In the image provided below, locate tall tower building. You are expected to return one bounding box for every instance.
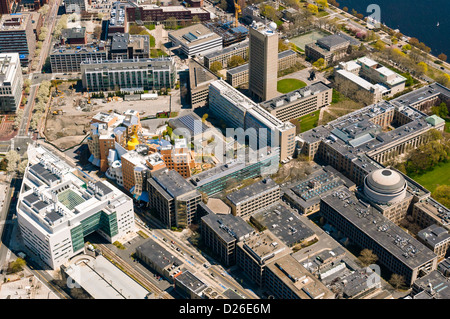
[0,0,13,14]
[248,21,278,102]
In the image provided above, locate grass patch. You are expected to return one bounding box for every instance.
[145,24,155,30]
[298,110,320,132]
[137,230,149,239]
[149,35,156,48]
[277,78,307,93]
[332,89,348,104]
[113,241,126,250]
[408,161,450,193]
[150,49,168,58]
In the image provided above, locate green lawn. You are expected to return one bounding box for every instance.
[332,89,349,104]
[149,35,156,48]
[445,118,450,133]
[277,78,307,93]
[409,161,450,193]
[298,110,320,133]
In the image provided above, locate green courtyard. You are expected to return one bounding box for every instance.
[277,78,307,94]
[298,110,320,133]
[409,161,450,193]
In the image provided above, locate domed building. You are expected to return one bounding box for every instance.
[364,168,407,205]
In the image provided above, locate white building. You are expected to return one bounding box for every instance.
[168,23,222,57]
[0,53,23,112]
[17,144,135,269]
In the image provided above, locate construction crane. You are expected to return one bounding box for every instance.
[233,0,241,28]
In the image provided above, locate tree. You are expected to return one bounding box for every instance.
[165,17,178,29]
[261,4,277,21]
[373,40,386,51]
[307,4,318,14]
[312,58,325,69]
[432,185,450,209]
[431,102,448,118]
[93,26,102,40]
[342,6,348,12]
[389,274,406,290]
[5,150,20,173]
[18,160,28,175]
[358,249,378,267]
[8,258,26,274]
[97,12,104,20]
[200,191,208,204]
[209,61,223,75]
[316,0,329,9]
[438,53,448,62]
[417,61,428,74]
[436,73,450,88]
[192,15,201,24]
[228,55,245,68]
[402,44,411,52]
[202,113,208,123]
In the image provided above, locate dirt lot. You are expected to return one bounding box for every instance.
[43,81,177,149]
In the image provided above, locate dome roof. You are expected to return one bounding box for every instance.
[365,169,406,194]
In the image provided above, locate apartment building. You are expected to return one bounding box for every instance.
[81,57,176,91]
[17,144,135,269]
[0,53,23,112]
[260,81,332,122]
[225,178,280,217]
[201,213,255,266]
[0,13,36,66]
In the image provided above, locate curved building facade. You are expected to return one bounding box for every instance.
[364,169,407,204]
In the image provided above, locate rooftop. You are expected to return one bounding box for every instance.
[201,213,255,243]
[413,270,450,299]
[226,178,279,206]
[151,169,199,199]
[240,230,290,265]
[188,59,219,89]
[321,187,437,270]
[252,201,316,246]
[169,23,221,48]
[418,224,450,249]
[136,238,183,270]
[174,270,208,296]
[316,34,350,51]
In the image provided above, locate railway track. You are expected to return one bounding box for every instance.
[98,243,173,299]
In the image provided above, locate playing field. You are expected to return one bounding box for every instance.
[277,79,307,94]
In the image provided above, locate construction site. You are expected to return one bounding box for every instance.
[43,81,175,150]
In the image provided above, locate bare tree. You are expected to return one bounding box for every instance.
[358,249,378,267]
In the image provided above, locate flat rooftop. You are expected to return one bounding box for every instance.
[175,270,208,296]
[169,23,221,48]
[252,201,315,246]
[413,270,450,299]
[201,213,254,243]
[204,40,249,59]
[136,238,183,270]
[240,230,290,265]
[321,187,437,270]
[418,225,450,249]
[151,169,198,199]
[226,178,279,206]
[188,59,219,89]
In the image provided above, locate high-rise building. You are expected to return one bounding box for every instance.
[0,53,23,112]
[17,144,135,269]
[248,21,278,102]
[0,0,13,14]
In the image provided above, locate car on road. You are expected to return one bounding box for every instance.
[190,255,195,259]
[176,247,181,252]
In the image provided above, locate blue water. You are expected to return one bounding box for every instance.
[339,0,450,57]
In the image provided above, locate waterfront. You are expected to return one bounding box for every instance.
[340,0,450,57]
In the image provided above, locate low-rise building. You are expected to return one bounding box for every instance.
[411,270,450,299]
[260,81,332,122]
[168,23,222,57]
[126,4,210,24]
[50,43,108,73]
[305,34,350,65]
[188,59,219,108]
[418,225,450,260]
[203,40,249,69]
[65,0,87,13]
[226,178,280,217]
[174,271,208,299]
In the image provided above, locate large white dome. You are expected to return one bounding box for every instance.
[364,169,407,204]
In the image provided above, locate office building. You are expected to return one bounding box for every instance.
[0,0,14,14]
[188,59,219,108]
[418,225,450,260]
[108,1,128,35]
[0,13,36,66]
[135,238,183,281]
[160,138,196,178]
[298,86,447,186]
[60,26,87,45]
[110,33,150,60]
[251,201,316,247]
[203,40,249,69]
[335,57,407,105]
[168,113,213,144]
[203,21,248,48]
[265,254,335,299]
[226,178,280,217]
[65,0,87,13]
[320,186,437,286]
[236,230,290,287]
[226,50,299,88]
[81,57,176,91]
[248,21,278,101]
[168,24,222,57]
[412,197,450,230]
[260,81,332,122]
[411,270,450,299]
[305,34,351,65]
[50,43,108,73]
[189,148,280,196]
[17,144,135,269]
[201,213,255,266]
[147,169,201,228]
[174,271,208,299]
[283,165,356,216]
[209,80,296,162]
[126,4,210,24]
[0,53,23,112]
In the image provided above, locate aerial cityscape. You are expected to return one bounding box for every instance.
[0,0,450,305]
